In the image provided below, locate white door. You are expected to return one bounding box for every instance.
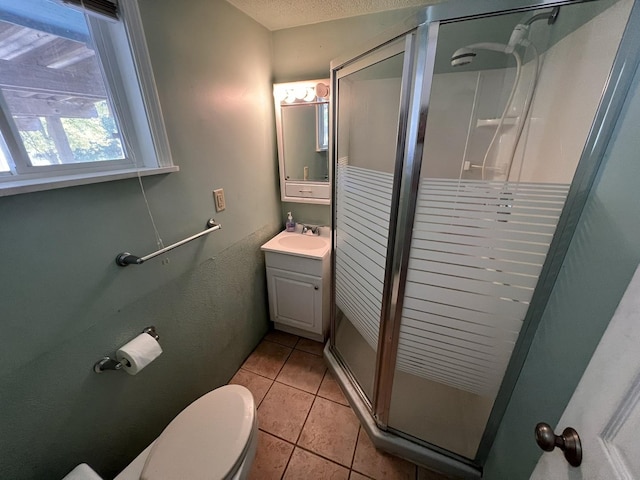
[530,263,640,479]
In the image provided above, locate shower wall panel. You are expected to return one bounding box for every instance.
[511,0,632,183]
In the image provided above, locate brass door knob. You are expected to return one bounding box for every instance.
[535,422,582,467]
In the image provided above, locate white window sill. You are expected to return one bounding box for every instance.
[0,166,179,197]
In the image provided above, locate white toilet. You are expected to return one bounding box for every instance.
[64,385,258,480]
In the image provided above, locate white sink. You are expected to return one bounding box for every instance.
[261,230,331,259]
[278,235,327,250]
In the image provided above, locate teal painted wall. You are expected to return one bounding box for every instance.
[0,1,280,478]
[484,62,640,478]
[272,7,421,83]
[3,1,634,477]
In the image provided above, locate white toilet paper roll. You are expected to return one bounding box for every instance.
[116,333,162,375]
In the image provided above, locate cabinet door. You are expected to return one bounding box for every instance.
[266,267,322,332]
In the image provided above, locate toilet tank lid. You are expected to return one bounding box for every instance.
[140,385,255,480]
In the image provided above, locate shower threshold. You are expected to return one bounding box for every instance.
[324,344,482,480]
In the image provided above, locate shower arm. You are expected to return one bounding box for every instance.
[525,6,560,26]
[463,42,509,54]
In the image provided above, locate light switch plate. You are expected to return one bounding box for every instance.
[213,188,225,212]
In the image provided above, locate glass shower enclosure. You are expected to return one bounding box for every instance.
[327,0,638,477]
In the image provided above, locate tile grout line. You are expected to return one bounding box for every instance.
[255,376,276,410]
[258,420,358,474]
[349,425,361,471]
[287,387,357,473]
[257,427,293,444]
[236,367,275,383]
[293,443,354,472]
[245,334,376,479]
[294,394,317,446]
[279,451,294,480]
[292,334,325,357]
[264,337,299,349]
[266,378,347,409]
[277,336,309,480]
[272,378,320,396]
[274,341,295,378]
[250,338,289,408]
[240,338,295,382]
[247,339,360,472]
[252,429,295,479]
[275,357,327,396]
[255,338,296,381]
[252,340,294,442]
[293,378,360,474]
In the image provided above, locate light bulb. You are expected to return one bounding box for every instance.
[294,86,307,99]
[304,87,316,102]
[285,90,296,104]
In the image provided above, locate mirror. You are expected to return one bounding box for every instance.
[274,79,331,204]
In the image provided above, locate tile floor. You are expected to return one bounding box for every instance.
[229,330,452,480]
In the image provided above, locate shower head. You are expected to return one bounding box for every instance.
[450,42,510,67]
[451,47,476,67]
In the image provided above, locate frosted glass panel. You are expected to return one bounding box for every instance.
[335,164,392,349]
[334,48,404,402]
[400,179,569,397]
[387,0,632,459]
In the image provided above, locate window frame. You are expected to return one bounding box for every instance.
[0,0,177,196]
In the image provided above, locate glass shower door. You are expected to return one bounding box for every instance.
[332,40,407,403]
[385,0,634,461]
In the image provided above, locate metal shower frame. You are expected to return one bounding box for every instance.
[326,0,640,477]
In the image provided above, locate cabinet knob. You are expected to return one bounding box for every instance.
[314,286,319,290]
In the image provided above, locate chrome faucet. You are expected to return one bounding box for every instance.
[302,224,319,235]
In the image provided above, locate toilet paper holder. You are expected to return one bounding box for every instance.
[94,326,159,373]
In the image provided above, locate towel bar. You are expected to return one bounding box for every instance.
[115,219,221,266]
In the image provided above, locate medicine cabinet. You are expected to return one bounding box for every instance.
[273,79,330,204]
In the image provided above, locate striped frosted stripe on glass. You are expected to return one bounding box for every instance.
[335,165,569,398]
[335,164,392,350]
[399,178,569,396]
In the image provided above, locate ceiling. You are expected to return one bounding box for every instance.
[225,0,438,31]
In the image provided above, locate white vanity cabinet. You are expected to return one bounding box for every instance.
[261,230,331,342]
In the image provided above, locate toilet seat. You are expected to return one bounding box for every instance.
[140,385,256,480]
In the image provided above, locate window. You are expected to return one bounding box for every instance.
[0,0,175,195]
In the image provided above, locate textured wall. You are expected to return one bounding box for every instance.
[0,0,280,478]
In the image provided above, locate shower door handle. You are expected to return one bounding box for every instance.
[535,422,582,467]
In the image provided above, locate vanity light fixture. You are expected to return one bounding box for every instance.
[273,78,331,205]
[273,82,330,105]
